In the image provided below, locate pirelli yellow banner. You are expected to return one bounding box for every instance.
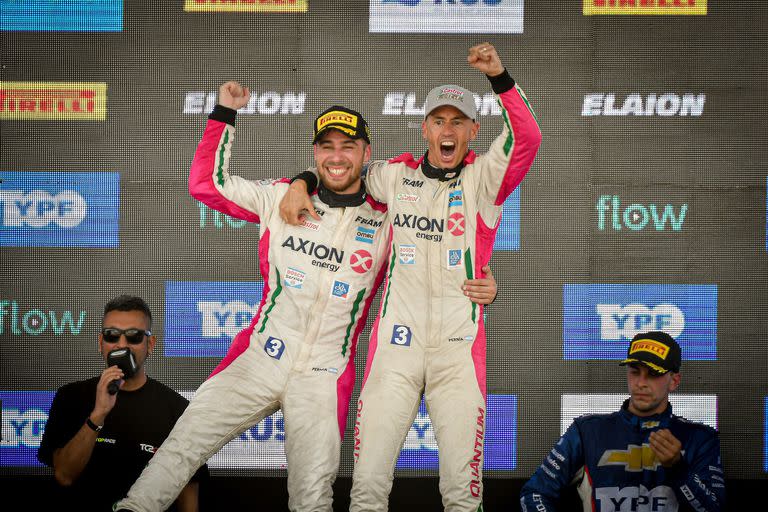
[583,0,707,15]
[0,82,107,121]
[184,0,308,12]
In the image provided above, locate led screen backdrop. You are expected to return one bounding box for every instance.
[1,0,767,482]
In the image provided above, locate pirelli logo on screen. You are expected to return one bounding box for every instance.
[184,0,308,12]
[584,0,707,16]
[0,82,107,121]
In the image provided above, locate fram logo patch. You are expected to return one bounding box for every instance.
[583,0,707,16]
[164,281,264,357]
[563,284,717,360]
[1,391,54,467]
[0,172,119,247]
[184,0,308,12]
[0,82,107,120]
[396,394,517,470]
[0,0,123,31]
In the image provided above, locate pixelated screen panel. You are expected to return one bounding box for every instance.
[1,0,767,481]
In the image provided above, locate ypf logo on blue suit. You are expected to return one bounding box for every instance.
[0,171,119,247]
[369,0,524,34]
[0,391,54,467]
[164,281,264,357]
[563,284,717,361]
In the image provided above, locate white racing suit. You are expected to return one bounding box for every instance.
[349,72,541,510]
[115,106,390,511]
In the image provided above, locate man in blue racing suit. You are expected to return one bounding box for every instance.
[520,331,726,511]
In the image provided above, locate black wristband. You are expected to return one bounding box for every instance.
[487,68,516,95]
[85,417,103,433]
[290,170,318,193]
[209,104,237,126]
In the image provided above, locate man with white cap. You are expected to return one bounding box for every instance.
[282,42,542,511]
[520,331,726,511]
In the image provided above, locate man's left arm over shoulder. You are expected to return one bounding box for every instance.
[665,426,727,511]
[468,43,542,208]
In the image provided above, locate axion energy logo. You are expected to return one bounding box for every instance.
[383,91,501,117]
[370,0,523,34]
[184,0,308,12]
[183,90,305,115]
[395,394,517,470]
[495,188,520,250]
[0,0,123,31]
[561,394,718,435]
[0,172,119,247]
[563,284,717,360]
[0,391,54,466]
[164,281,264,357]
[180,392,287,468]
[583,0,706,15]
[582,93,705,117]
[0,82,107,121]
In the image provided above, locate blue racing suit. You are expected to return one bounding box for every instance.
[520,400,725,512]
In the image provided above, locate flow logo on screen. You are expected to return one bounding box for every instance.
[0,0,123,32]
[0,300,86,336]
[596,195,687,232]
[0,172,119,247]
[394,394,517,470]
[370,0,524,34]
[198,203,248,230]
[164,281,264,357]
[0,391,54,467]
[563,284,717,360]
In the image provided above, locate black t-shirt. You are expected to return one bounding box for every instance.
[38,376,208,511]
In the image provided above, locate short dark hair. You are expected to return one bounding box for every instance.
[103,295,153,328]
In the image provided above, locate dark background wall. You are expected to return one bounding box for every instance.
[1,0,766,508]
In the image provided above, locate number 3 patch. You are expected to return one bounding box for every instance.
[264,336,286,359]
[390,325,412,347]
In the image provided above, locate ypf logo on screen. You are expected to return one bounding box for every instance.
[0,391,54,467]
[370,0,524,33]
[0,172,119,247]
[1,82,107,121]
[164,281,264,357]
[563,284,717,360]
[583,0,707,16]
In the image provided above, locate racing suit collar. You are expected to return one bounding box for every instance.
[620,398,673,430]
[420,151,467,182]
[317,181,367,208]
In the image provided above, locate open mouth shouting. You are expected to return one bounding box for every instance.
[439,140,457,165]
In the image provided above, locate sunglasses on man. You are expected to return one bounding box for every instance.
[101,327,152,345]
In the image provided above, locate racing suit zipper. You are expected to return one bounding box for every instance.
[297,206,354,372]
[426,180,448,349]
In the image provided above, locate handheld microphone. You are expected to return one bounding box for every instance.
[106,348,138,395]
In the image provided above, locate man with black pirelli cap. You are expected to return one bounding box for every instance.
[520,331,726,511]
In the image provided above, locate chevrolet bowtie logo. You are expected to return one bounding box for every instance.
[598,444,661,472]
